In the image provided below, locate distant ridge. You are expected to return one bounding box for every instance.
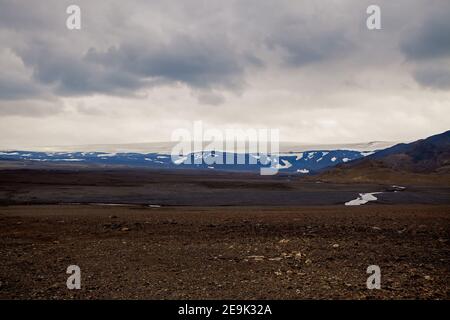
[317,130,450,185]
[1,140,397,154]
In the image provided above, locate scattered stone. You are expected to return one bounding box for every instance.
[268,257,282,261]
[103,222,122,230]
[247,255,265,261]
[281,251,302,259]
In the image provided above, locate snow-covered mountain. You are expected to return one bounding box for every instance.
[0,143,389,175]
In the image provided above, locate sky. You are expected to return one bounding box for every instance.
[0,0,449,148]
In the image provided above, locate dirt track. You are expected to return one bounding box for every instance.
[1,204,449,299]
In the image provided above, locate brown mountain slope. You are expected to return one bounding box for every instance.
[316,130,450,186]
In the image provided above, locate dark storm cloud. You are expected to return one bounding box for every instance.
[401,12,450,61]
[270,33,354,67]
[1,0,450,147]
[0,0,356,103]
[84,35,253,92]
[264,16,355,67]
[1,0,450,104]
[17,42,146,96]
[399,4,450,90]
[0,0,60,31]
[0,0,260,100]
[13,35,257,98]
[0,76,42,100]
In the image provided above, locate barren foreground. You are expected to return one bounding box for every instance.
[0,204,449,299]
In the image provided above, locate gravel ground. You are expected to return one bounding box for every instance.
[0,204,449,299]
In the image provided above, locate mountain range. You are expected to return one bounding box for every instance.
[0,131,448,181]
[0,149,372,174]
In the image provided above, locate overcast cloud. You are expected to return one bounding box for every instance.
[0,0,449,148]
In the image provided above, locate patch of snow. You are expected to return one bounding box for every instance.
[0,152,19,155]
[361,151,375,157]
[173,156,188,165]
[331,157,337,162]
[345,192,382,206]
[90,203,130,207]
[274,159,292,169]
[98,153,117,157]
[297,169,310,174]
[342,158,350,162]
[156,155,169,159]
